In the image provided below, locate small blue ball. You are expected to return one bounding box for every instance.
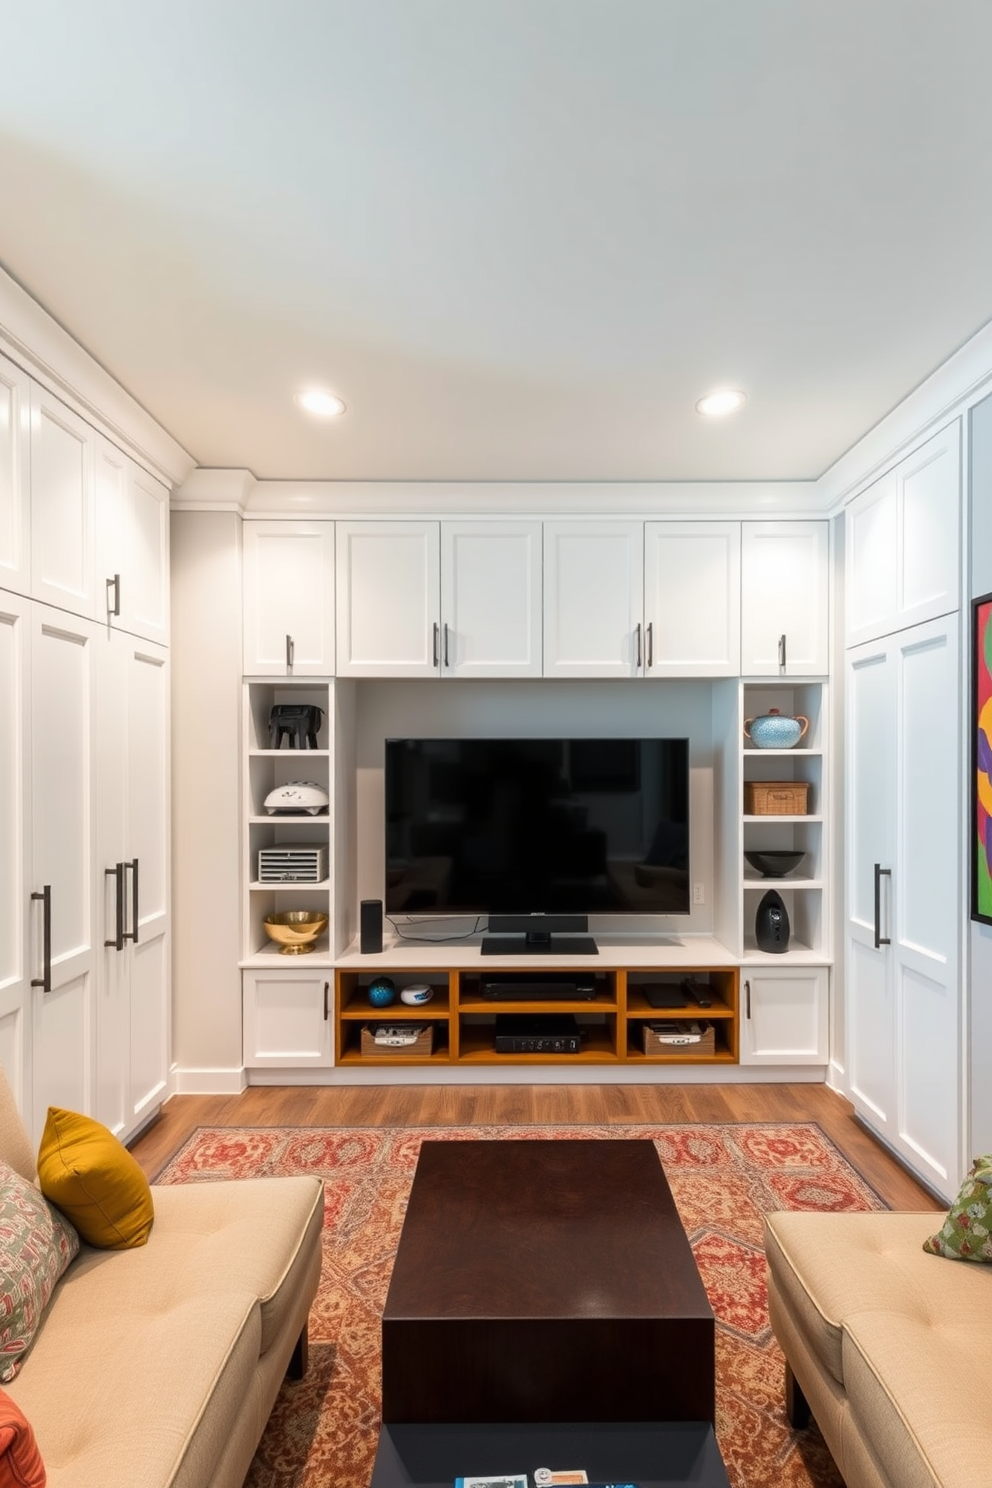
[367,976,396,1008]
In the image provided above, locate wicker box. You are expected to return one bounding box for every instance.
[361,1022,434,1058]
[744,780,810,815]
[641,1020,716,1055]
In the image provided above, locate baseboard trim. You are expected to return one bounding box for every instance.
[170,1066,248,1096]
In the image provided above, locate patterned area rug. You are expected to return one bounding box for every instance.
[156,1123,885,1488]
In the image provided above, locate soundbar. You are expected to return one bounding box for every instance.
[481,973,597,1001]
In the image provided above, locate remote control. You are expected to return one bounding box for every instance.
[680,977,712,1008]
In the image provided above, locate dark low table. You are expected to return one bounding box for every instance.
[371,1420,731,1488]
[381,1138,715,1426]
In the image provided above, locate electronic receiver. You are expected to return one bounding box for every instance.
[481,973,597,1001]
[494,1013,582,1054]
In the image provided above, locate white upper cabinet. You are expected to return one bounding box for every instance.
[29,385,96,619]
[644,522,740,677]
[95,438,170,646]
[336,520,541,678]
[543,520,644,678]
[243,520,335,676]
[740,521,829,676]
[336,521,440,677]
[845,422,961,648]
[440,521,542,678]
[0,351,31,598]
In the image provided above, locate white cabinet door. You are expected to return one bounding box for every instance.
[95,440,169,645]
[846,617,961,1196]
[440,521,542,677]
[741,522,829,676]
[845,423,961,648]
[29,386,96,620]
[29,605,98,1140]
[243,969,334,1067]
[738,967,828,1065]
[644,522,740,677]
[95,630,170,1138]
[244,520,335,675]
[0,352,31,598]
[544,521,643,677]
[336,522,439,677]
[125,639,170,1127]
[0,592,32,1116]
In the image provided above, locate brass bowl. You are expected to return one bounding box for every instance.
[263,910,329,954]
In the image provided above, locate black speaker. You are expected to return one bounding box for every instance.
[755,889,790,953]
[360,899,383,954]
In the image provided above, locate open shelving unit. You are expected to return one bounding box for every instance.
[335,963,739,1068]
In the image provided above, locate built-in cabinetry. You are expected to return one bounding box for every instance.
[335,520,542,678]
[543,520,742,678]
[844,417,963,1199]
[241,679,338,1069]
[0,350,171,1141]
[845,424,960,649]
[334,962,739,1068]
[243,520,336,675]
[741,521,829,675]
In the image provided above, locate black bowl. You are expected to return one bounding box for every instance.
[744,850,805,878]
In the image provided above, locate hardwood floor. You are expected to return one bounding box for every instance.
[128,1080,942,1211]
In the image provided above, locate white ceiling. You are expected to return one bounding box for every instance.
[2,1,992,484]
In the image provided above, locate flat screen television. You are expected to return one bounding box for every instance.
[384,738,690,946]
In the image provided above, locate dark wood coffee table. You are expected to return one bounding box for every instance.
[371,1420,731,1488]
[381,1139,715,1426]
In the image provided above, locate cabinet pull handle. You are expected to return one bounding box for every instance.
[107,573,120,617]
[323,981,329,1021]
[873,863,891,948]
[778,633,787,669]
[647,621,654,669]
[123,858,139,944]
[443,622,450,668]
[432,622,439,668]
[285,634,294,672]
[104,863,125,950]
[634,623,642,669]
[31,886,52,992]
[744,978,751,1019]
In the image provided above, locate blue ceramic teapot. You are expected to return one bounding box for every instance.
[743,708,809,749]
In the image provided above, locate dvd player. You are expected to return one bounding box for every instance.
[481,973,597,1001]
[494,1014,582,1053]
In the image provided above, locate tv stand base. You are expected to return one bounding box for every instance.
[480,935,599,956]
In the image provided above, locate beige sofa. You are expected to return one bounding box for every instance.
[0,1068,324,1488]
[765,1210,992,1488]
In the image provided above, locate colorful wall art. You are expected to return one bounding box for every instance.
[973,593,992,924]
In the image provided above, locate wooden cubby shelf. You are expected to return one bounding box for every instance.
[334,965,740,1068]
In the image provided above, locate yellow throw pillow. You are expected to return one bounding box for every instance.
[37,1108,154,1249]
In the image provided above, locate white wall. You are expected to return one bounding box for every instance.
[969,393,992,1150]
[170,511,245,1089]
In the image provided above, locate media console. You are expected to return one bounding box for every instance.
[334,947,740,1068]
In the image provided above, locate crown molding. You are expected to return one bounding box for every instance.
[0,263,195,487]
[816,316,992,511]
[173,474,823,519]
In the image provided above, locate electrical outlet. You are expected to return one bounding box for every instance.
[692,882,705,905]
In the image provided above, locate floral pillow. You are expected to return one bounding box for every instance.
[923,1154,992,1262]
[0,1161,79,1381]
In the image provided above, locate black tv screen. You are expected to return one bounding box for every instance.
[384,738,690,918]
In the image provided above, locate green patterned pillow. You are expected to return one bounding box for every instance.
[0,1160,80,1380]
[923,1155,992,1262]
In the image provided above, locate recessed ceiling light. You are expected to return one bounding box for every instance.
[294,389,346,417]
[695,389,746,417]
